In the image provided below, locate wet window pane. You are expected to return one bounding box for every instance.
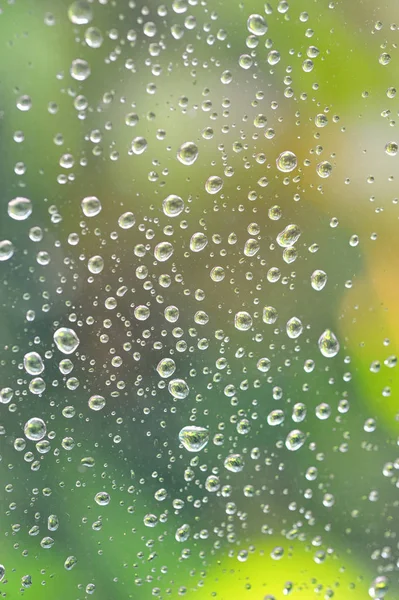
[0,1,397,599]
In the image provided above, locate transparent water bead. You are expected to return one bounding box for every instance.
[162,195,184,217]
[277,224,301,247]
[23,352,44,375]
[24,417,46,441]
[156,358,176,378]
[276,150,297,172]
[311,269,327,290]
[286,317,303,339]
[70,58,91,81]
[224,453,245,472]
[285,429,306,451]
[177,141,199,165]
[318,329,340,358]
[8,197,32,220]
[68,0,93,25]
[81,196,102,217]
[53,327,80,354]
[168,378,189,399]
[247,14,268,36]
[234,311,252,331]
[179,426,209,452]
[0,240,15,261]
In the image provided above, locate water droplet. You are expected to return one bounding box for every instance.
[54,327,80,355]
[234,311,253,331]
[24,417,46,441]
[311,269,327,290]
[94,491,110,506]
[168,378,189,399]
[277,224,301,247]
[118,212,135,229]
[177,141,199,166]
[8,197,32,220]
[179,426,209,452]
[156,358,176,378]
[70,58,91,81]
[85,26,103,48]
[64,556,78,570]
[131,136,148,155]
[205,175,223,194]
[263,306,278,324]
[0,240,15,261]
[285,429,306,451]
[385,141,398,156]
[81,196,102,217]
[88,255,104,274]
[154,241,174,262]
[23,352,44,375]
[88,395,106,411]
[247,14,268,36]
[190,232,208,252]
[224,453,245,472]
[286,317,303,339]
[175,523,190,542]
[162,195,184,217]
[68,0,93,24]
[318,329,340,358]
[316,160,333,178]
[276,151,297,173]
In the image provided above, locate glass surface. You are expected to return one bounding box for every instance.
[0,1,398,598]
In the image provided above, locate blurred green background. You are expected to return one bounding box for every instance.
[0,0,398,598]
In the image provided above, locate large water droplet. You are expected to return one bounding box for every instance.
[154,241,174,262]
[156,358,176,378]
[247,14,268,36]
[81,196,102,217]
[24,417,46,441]
[277,224,301,247]
[70,58,91,81]
[168,378,189,399]
[318,329,340,358]
[276,151,297,173]
[54,327,80,354]
[311,269,327,290]
[224,453,245,472]
[23,352,44,375]
[285,429,306,451]
[177,142,199,165]
[234,311,253,331]
[68,0,93,24]
[162,195,184,217]
[8,197,32,220]
[179,426,209,452]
